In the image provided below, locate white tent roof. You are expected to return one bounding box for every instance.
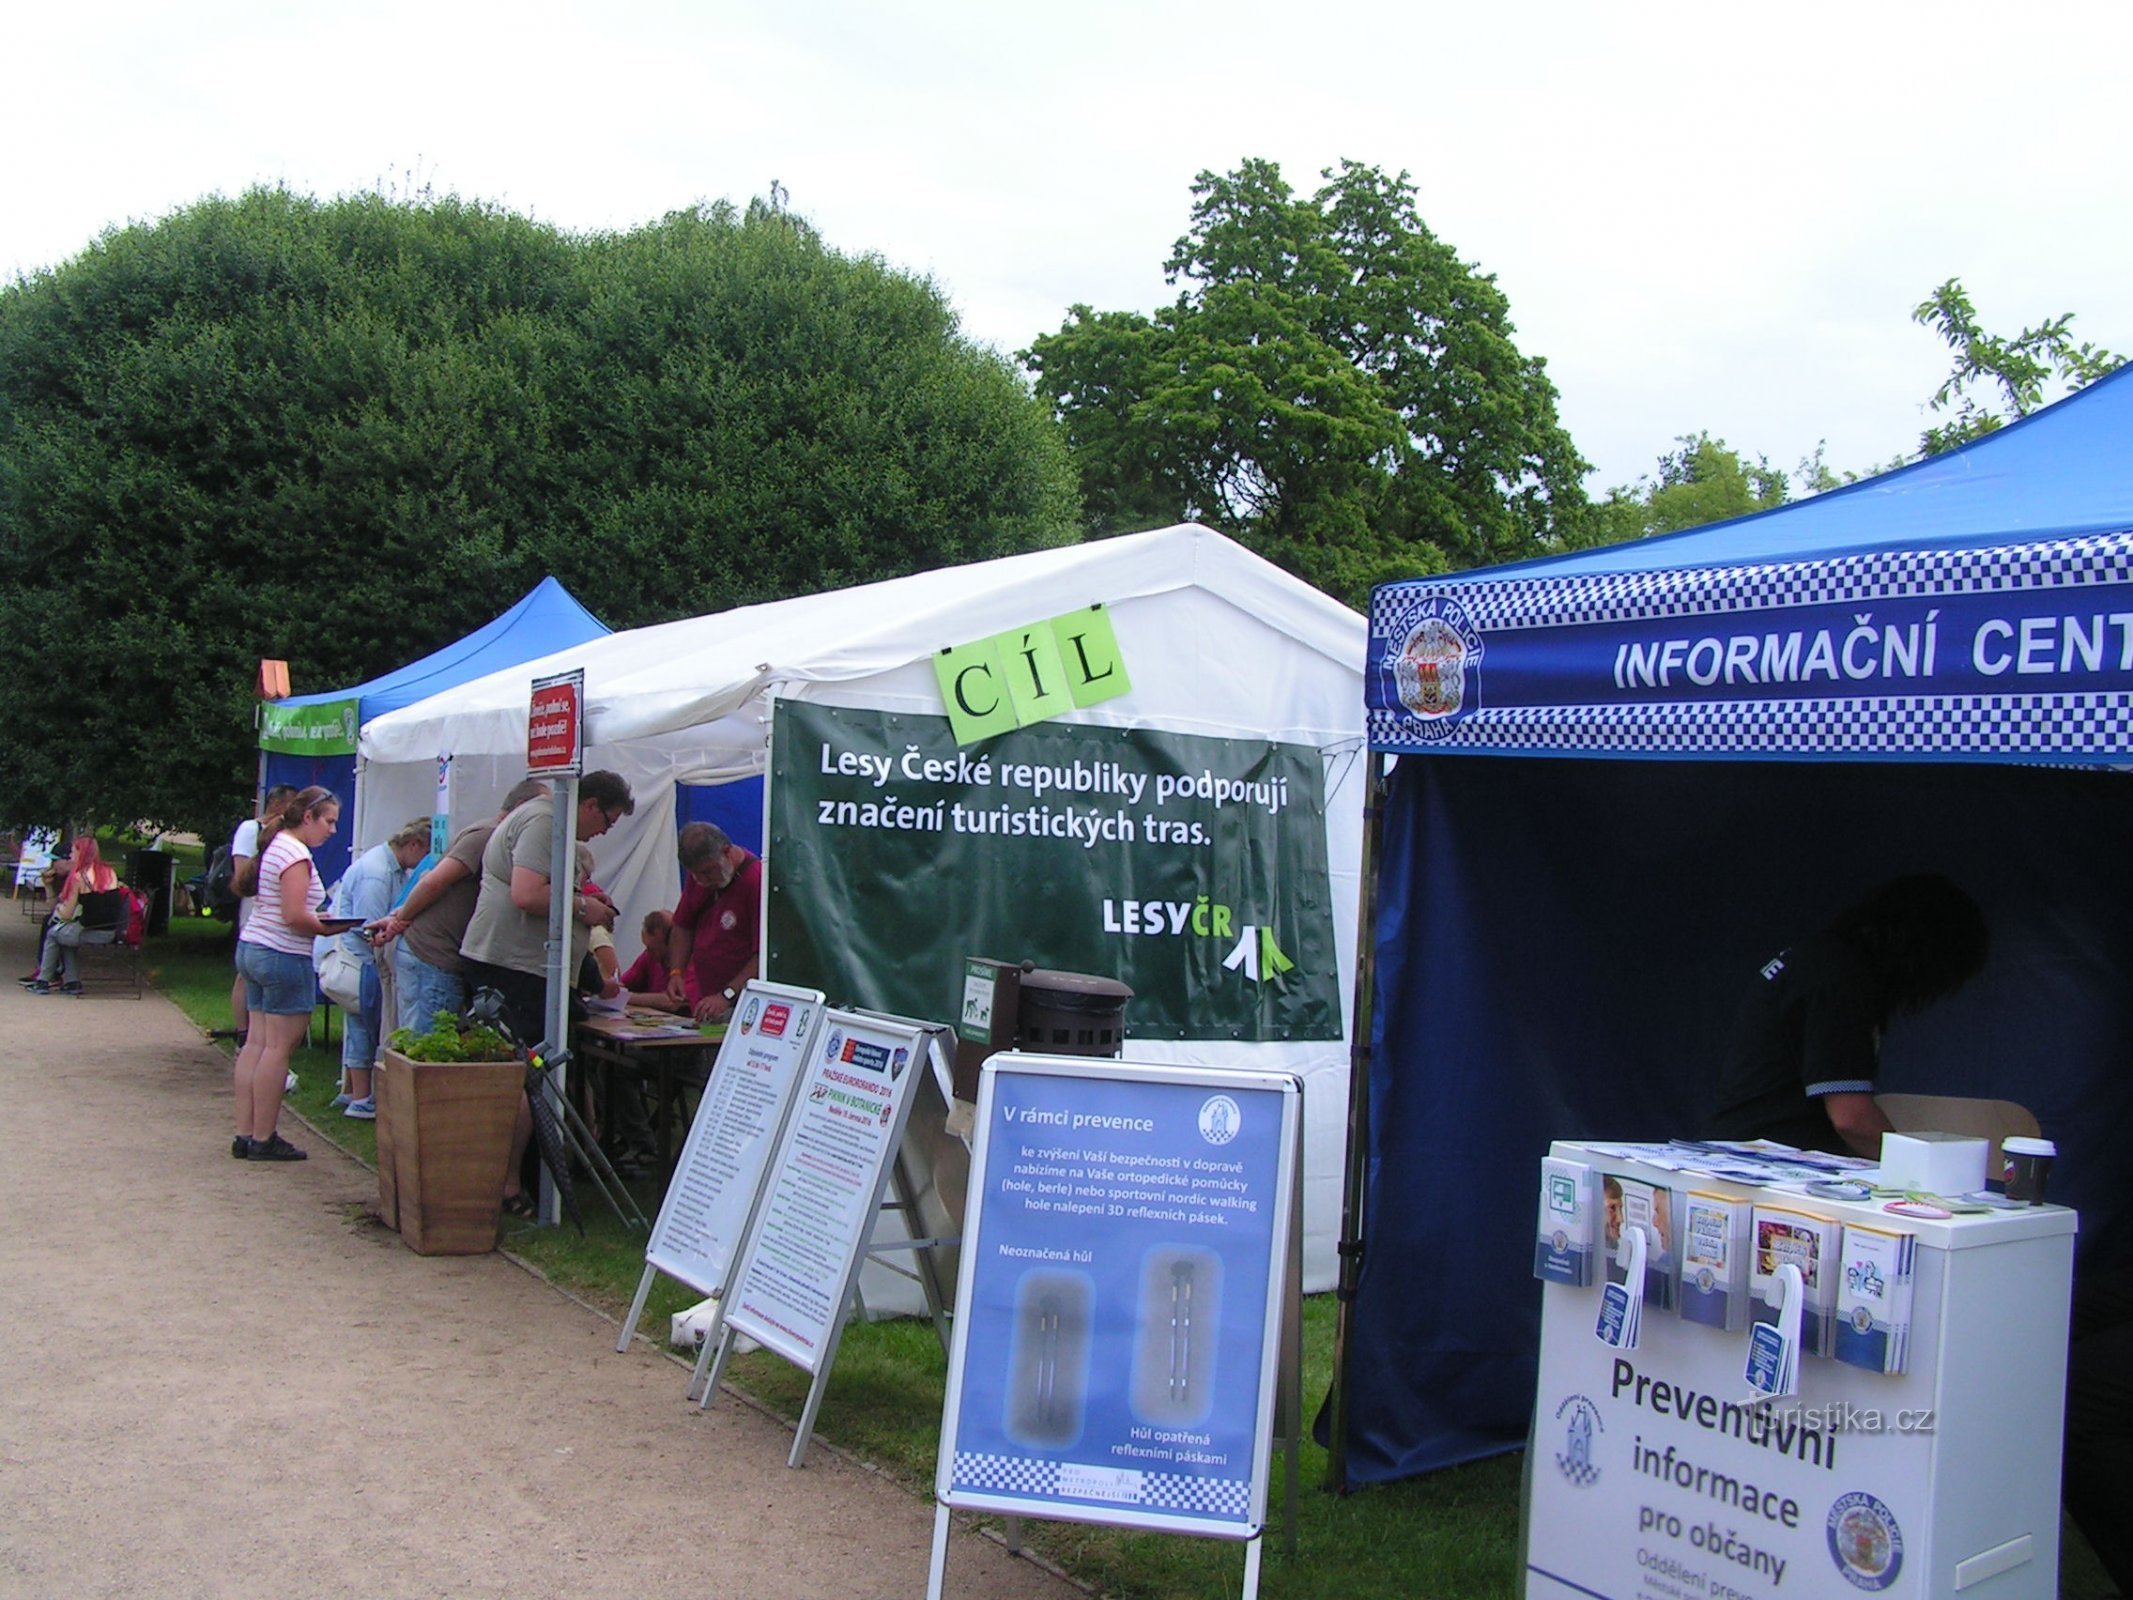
[361,524,1363,762]
[357,524,1365,1295]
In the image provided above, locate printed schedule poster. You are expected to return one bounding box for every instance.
[939,1057,1298,1537]
[642,982,824,1296]
[724,1011,927,1369]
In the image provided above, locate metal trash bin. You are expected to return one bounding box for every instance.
[1015,967,1132,1058]
[125,848,176,937]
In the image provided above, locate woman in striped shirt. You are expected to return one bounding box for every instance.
[231,787,342,1162]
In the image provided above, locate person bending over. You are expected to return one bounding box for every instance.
[1703,874,1988,1158]
[371,779,551,1034]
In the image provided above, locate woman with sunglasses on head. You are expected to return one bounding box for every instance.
[231,787,343,1162]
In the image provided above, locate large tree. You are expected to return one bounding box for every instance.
[1027,159,1591,604]
[0,187,1079,837]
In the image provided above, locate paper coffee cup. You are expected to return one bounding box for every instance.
[2001,1136,2057,1205]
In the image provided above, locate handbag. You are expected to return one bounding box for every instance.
[316,941,365,1011]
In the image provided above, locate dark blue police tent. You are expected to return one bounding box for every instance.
[259,578,609,888]
[1332,367,2133,1485]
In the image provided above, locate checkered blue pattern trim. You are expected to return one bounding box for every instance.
[1555,1450,1600,1487]
[1373,532,2133,636]
[954,1452,1059,1496]
[951,1453,1250,1518]
[1142,1471,1250,1516]
[1366,691,2133,758]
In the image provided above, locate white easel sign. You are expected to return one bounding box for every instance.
[696,1007,935,1466]
[614,981,825,1357]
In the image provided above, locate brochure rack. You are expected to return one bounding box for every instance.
[1525,1141,2075,1600]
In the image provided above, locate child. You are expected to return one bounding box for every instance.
[616,910,681,1011]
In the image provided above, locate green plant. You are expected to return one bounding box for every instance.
[388,1011,518,1063]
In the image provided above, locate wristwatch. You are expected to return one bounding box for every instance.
[721,986,737,1004]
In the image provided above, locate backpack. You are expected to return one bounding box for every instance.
[202,845,239,919]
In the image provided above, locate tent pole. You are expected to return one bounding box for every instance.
[1325,751,1389,1493]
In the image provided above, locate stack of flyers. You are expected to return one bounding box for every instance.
[1595,1226,1647,1349]
[1535,1158,1598,1287]
[1603,1175,1678,1312]
[1750,1206,1841,1357]
[1678,1191,1751,1332]
[1744,1262,1805,1399]
[1833,1223,1918,1375]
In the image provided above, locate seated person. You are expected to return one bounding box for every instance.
[583,879,622,1001]
[23,836,123,995]
[616,910,681,1012]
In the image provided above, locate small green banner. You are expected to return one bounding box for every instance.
[258,697,360,756]
[934,605,1132,744]
[767,702,1340,1043]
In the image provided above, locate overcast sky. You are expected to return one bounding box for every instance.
[10,1,2130,494]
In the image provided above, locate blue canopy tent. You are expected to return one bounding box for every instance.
[257,578,608,886]
[1332,367,2133,1485]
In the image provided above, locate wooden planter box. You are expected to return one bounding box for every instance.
[375,1050,522,1255]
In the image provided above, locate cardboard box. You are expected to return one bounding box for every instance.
[1879,1130,1988,1195]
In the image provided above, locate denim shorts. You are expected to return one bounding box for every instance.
[395,945,466,1035]
[238,942,316,1016]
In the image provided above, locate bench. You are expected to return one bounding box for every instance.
[66,888,142,999]
[75,931,144,998]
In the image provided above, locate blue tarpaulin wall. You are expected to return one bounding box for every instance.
[1343,753,2133,1481]
[1346,370,2133,1483]
[677,777,764,859]
[262,578,607,887]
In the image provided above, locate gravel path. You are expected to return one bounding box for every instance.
[0,914,1078,1600]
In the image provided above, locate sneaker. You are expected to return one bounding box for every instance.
[59,980,83,996]
[232,1135,250,1159]
[329,1092,354,1110]
[247,1133,307,1161]
[343,1097,376,1121]
[284,1071,299,1094]
[26,981,50,995]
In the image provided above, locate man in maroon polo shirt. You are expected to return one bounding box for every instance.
[664,822,761,1024]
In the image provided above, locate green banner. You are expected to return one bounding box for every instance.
[766,702,1341,1042]
[258,697,360,756]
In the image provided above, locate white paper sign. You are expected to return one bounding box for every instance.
[642,982,824,1296]
[723,1010,929,1369]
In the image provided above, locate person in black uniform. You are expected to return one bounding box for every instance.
[1703,874,1988,1157]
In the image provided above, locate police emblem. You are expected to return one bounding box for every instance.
[1386,597,1483,736]
[1553,1394,1602,1487]
[1826,1492,1904,1590]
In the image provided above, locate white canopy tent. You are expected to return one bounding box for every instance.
[357,523,1365,1285]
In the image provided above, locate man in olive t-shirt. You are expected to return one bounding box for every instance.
[458,770,632,1046]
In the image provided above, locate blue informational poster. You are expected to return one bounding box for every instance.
[937,1055,1299,1539]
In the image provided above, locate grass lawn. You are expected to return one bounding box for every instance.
[149,913,1527,1599]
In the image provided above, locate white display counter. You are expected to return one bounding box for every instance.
[1524,1141,2075,1600]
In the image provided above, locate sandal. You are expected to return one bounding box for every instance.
[502,1192,537,1219]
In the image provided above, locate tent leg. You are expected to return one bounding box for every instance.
[1326,752,1389,1493]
